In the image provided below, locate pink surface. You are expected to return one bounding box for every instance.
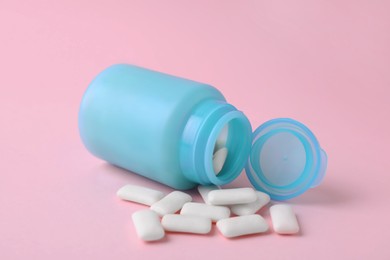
[1,1,389,259]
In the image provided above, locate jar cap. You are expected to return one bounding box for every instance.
[245,118,327,200]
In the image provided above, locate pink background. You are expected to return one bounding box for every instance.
[1,1,389,259]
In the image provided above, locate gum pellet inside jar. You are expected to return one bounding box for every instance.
[213,124,229,175]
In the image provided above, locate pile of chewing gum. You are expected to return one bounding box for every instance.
[117,184,299,241]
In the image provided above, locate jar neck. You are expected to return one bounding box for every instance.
[179,99,252,186]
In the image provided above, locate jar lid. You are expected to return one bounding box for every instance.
[245,118,327,200]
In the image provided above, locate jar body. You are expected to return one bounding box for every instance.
[79,64,227,189]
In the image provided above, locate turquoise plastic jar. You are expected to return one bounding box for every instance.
[79,64,327,200]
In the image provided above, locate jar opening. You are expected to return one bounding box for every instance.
[204,112,252,185]
[179,100,252,186]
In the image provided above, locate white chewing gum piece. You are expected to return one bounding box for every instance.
[116,184,165,206]
[150,191,192,216]
[132,209,165,241]
[161,214,212,234]
[214,124,229,152]
[208,188,257,206]
[216,214,269,238]
[213,147,228,175]
[230,191,270,216]
[270,204,300,234]
[180,202,231,222]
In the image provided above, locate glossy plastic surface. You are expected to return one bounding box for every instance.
[245,118,327,200]
[79,64,252,189]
